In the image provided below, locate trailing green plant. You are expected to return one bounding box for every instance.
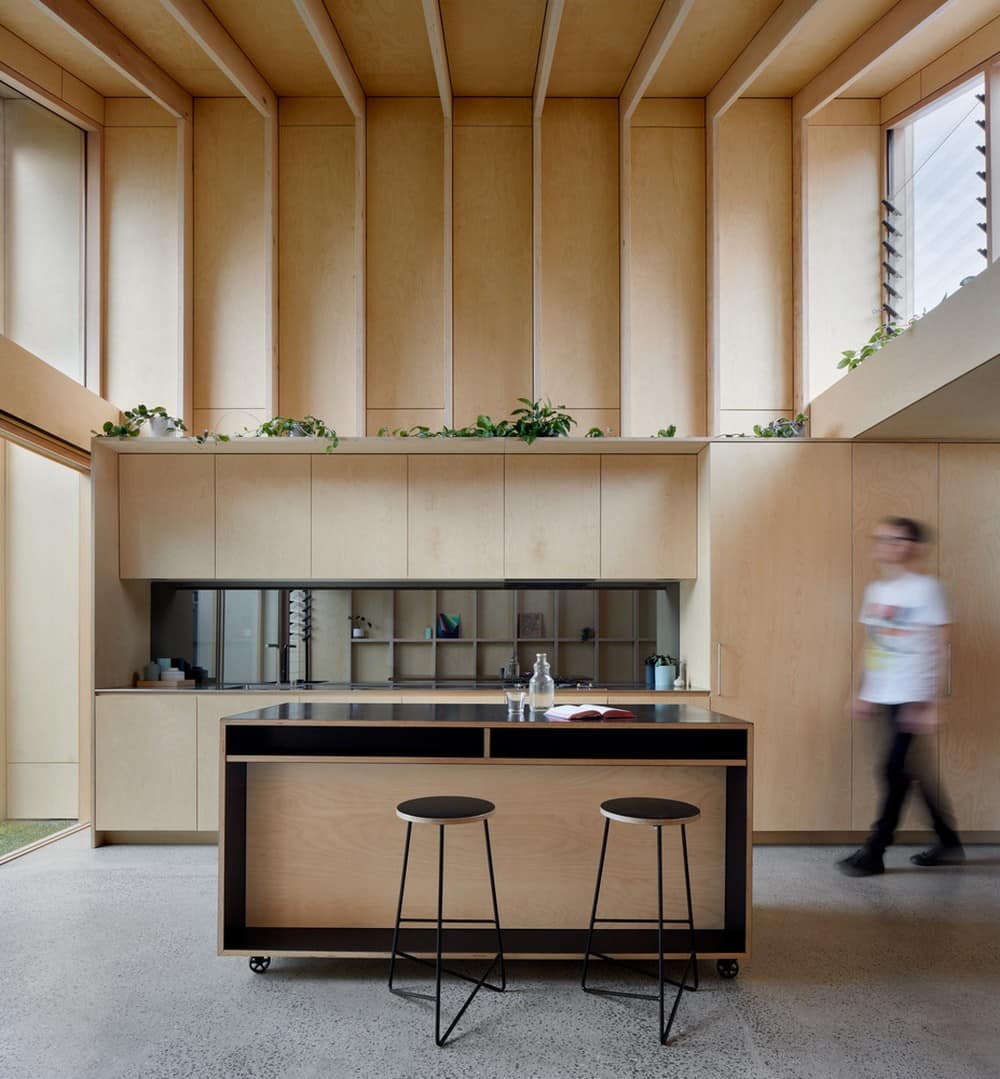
[194,430,231,444]
[252,415,339,451]
[348,614,372,631]
[752,413,807,439]
[655,425,677,438]
[585,427,605,438]
[837,323,904,372]
[94,403,186,439]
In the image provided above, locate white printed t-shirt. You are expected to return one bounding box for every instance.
[858,571,949,705]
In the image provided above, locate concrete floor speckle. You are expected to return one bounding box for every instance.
[2,833,999,1079]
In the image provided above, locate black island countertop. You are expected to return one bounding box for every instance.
[223,701,749,728]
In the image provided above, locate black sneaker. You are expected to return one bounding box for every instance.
[837,848,885,876]
[910,844,965,867]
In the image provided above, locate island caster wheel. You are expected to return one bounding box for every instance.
[716,959,739,979]
[249,956,271,974]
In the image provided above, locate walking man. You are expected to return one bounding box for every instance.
[838,517,964,876]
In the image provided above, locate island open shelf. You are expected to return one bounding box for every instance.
[220,703,752,967]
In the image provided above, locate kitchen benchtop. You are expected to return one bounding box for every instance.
[96,685,710,695]
[222,701,746,728]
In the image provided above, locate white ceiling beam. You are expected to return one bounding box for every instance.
[29,0,192,119]
[707,0,823,122]
[793,0,957,122]
[290,0,365,119]
[421,0,452,119]
[159,0,275,117]
[532,0,565,120]
[620,0,696,121]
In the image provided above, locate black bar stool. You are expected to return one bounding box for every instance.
[388,795,506,1047]
[581,796,700,1045]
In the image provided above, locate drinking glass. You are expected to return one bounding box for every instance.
[505,689,526,720]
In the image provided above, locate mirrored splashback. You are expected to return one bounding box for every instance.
[150,584,680,688]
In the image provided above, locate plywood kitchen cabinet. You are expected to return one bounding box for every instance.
[939,445,1000,830]
[312,456,407,579]
[408,455,504,578]
[504,456,600,578]
[710,442,853,831]
[119,455,215,579]
[851,444,940,830]
[196,694,287,831]
[95,695,197,830]
[601,455,697,579]
[216,455,311,578]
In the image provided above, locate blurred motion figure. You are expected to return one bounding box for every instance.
[838,517,964,876]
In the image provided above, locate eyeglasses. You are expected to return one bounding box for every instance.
[872,534,913,544]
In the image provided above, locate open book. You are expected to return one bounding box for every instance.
[544,704,636,722]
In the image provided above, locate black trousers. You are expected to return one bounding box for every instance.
[868,703,961,855]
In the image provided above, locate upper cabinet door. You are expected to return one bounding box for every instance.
[408,455,504,579]
[119,455,215,579]
[600,456,697,579]
[313,455,407,579]
[504,456,600,578]
[216,455,311,578]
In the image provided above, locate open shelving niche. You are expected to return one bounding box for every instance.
[336,588,659,684]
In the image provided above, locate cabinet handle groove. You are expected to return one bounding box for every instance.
[716,642,723,697]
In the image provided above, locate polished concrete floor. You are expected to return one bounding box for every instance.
[2,833,999,1079]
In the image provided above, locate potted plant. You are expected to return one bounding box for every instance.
[752,414,807,438]
[645,653,678,690]
[349,615,372,639]
[253,415,339,452]
[94,403,186,440]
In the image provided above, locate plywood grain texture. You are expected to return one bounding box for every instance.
[629,124,706,436]
[539,100,619,411]
[717,100,793,412]
[710,442,852,830]
[366,99,444,410]
[193,99,266,411]
[278,118,356,432]
[453,122,532,426]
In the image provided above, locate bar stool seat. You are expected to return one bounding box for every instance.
[600,797,700,826]
[582,795,700,1045]
[388,794,506,1047]
[396,795,495,825]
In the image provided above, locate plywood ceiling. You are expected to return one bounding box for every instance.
[440,0,545,97]
[88,0,234,96]
[206,0,341,97]
[0,0,136,96]
[547,0,663,97]
[748,0,899,97]
[646,0,780,97]
[322,0,436,96]
[846,0,1000,97]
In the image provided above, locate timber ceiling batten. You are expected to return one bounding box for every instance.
[421,0,451,118]
[27,0,192,117]
[620,0,697,120]
[158,0,275,116]
[290,0,363,117]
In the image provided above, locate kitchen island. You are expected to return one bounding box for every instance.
[220,702,751,973]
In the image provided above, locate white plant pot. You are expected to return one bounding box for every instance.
[146,415,173,437]
[654,664,676,690]
[351,627,365,639]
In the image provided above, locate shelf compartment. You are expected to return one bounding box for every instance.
[395,642,434,681]
[436,640,475,680]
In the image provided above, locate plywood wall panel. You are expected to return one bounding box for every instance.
[104,124,179,413]
[193,99,266,412]
[366,99,444,411]
[453,120,532,426]
[718,100,792,412]
[629,124,706,437]
[807,121,880,402]
[540,99,619,411]
[278,117,356,433]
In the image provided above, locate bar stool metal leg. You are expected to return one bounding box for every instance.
[581,816,611,989]
[389,815,505,1047]
[387,821,413,992]
[681,823,699,992]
